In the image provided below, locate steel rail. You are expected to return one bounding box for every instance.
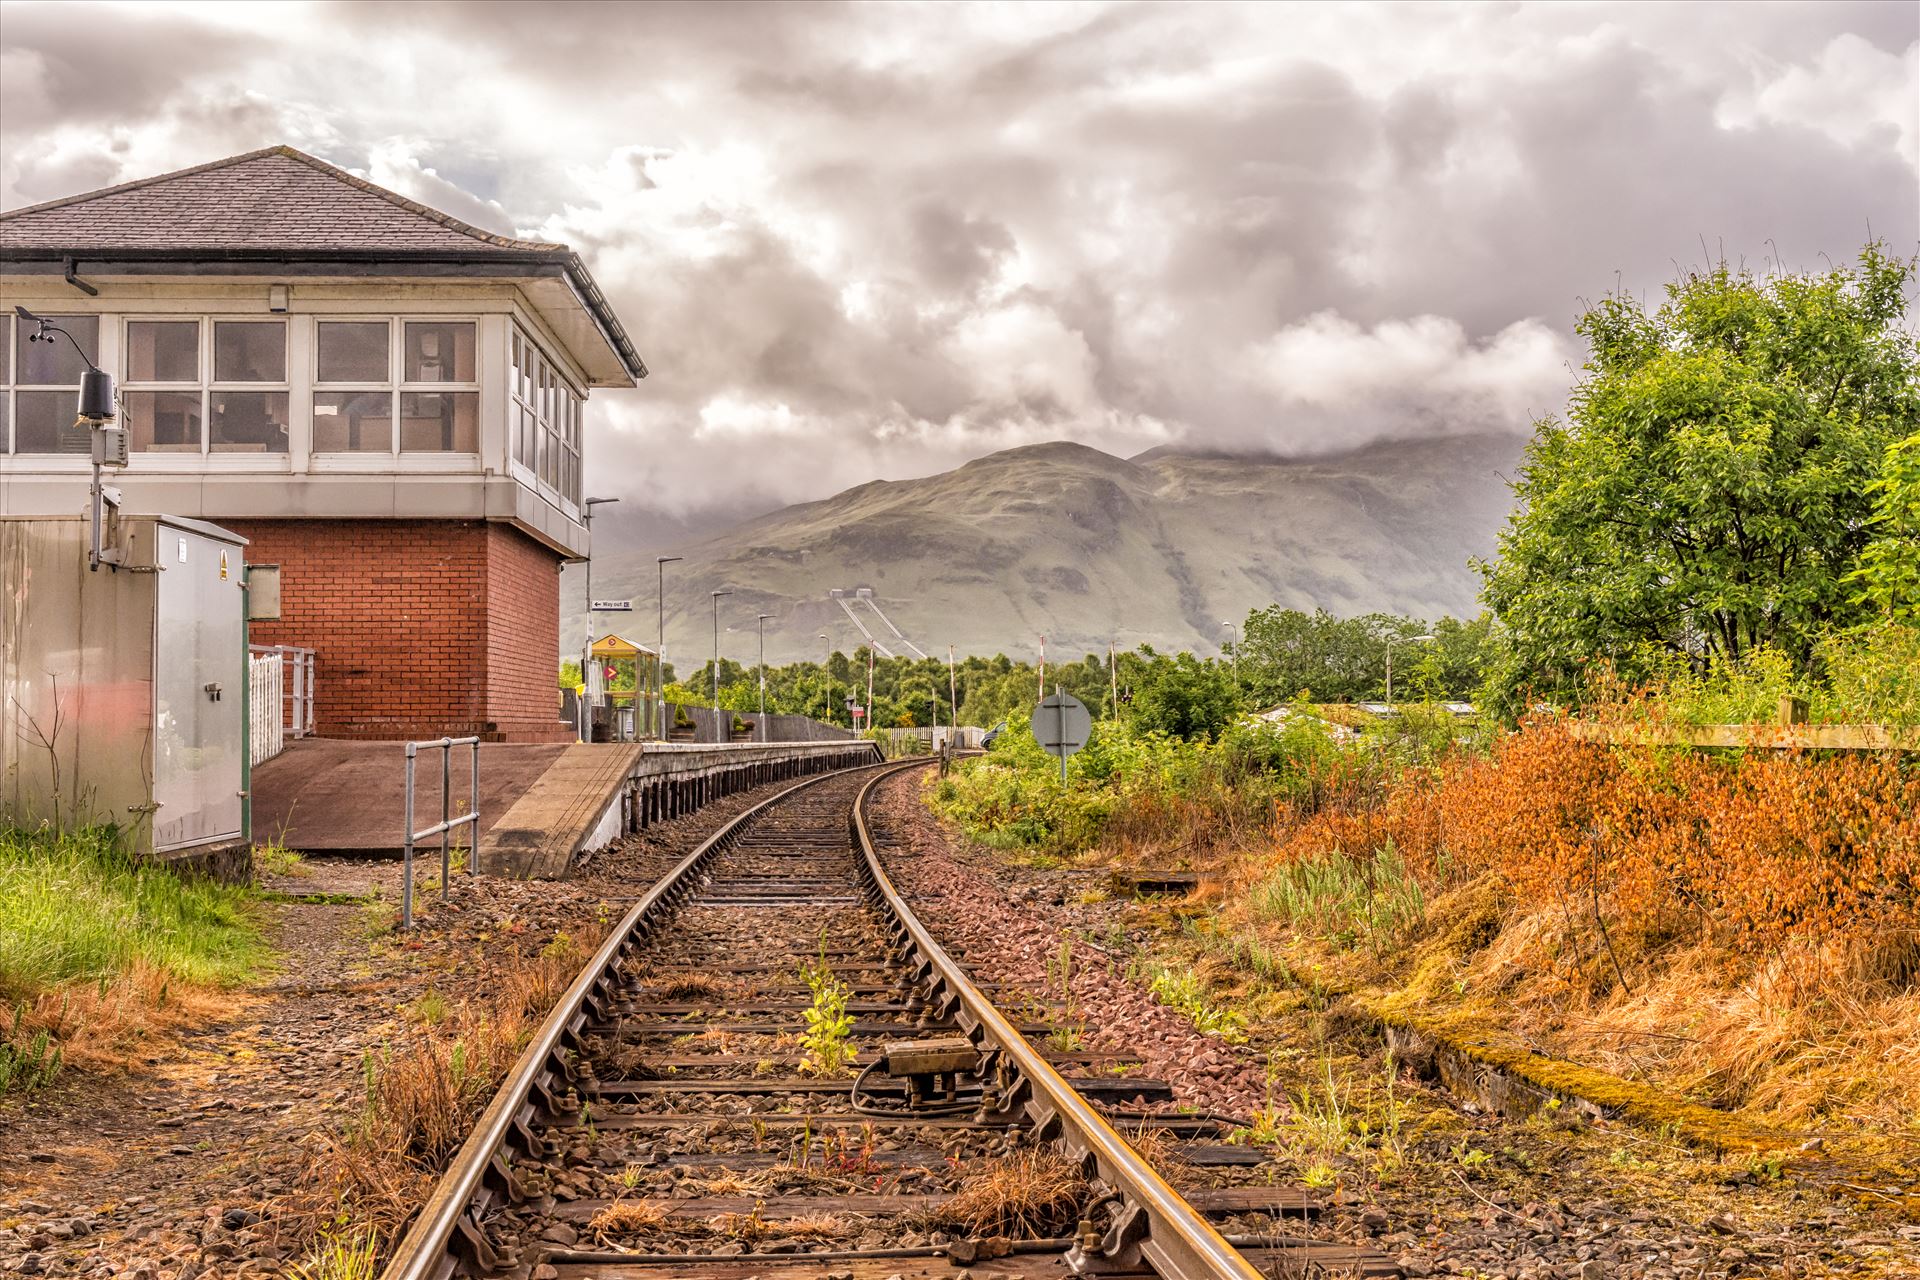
[381,755,904,1280]
[850,764,1265,1280]
[385,753,1261,1280]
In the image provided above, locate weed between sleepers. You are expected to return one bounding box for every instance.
[798,930,857,1077]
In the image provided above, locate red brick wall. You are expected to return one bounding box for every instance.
[483,523,567,740]
[230,519,569,742]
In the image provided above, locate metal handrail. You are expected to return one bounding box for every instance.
[380,755,903,1280]
[402,737,480,930]
[850,765,1263,1280]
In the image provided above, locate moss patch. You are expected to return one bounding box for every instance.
[1363,1000,1791,1156]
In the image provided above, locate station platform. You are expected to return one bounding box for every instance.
[250,737,882,878]
[250,738,563,855]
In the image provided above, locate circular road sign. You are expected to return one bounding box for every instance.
[1031,689,1092,758]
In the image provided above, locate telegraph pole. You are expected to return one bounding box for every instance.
[756,613,773,740]
[819,634,832,725]
[655,555,681,737]
[710,590,732,715]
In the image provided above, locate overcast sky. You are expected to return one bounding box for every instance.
[3,0,1915,529]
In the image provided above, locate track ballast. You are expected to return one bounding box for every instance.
[382,759,1400,1280]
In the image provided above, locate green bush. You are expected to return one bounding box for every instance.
[1617,625,1920,728]
[931,708,1405,859]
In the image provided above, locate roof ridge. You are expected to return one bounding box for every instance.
[0,144,562,253]
[268,146,562,253]
[0,145,291,221]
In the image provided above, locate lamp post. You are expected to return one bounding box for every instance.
[580,498,619,741]
[17,308,120,571]
[1222,620,1238,688]
[819,633,832,726]
[757,613,773,741]
[655,555,681,737]
[710,590,732,716]
[1385,632,1436,704]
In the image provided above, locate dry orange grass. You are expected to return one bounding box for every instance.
[270,924,606,1266]
[1122,1124,1191,1180]
[935,1149,1086,1238]
[775,1212,854,1239]
[589,1199,667,1233]
[1213,720,1920,1135]
[9,959,249,1078]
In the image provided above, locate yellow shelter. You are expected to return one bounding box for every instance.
[587,633,662,738]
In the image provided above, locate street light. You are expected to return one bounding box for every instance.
[757,614,774,740]
[655,555,681,737]
[711,590,733,716]
[18,307,121,571]
[581,498,619,741]
[1385,633,1437,705]
[819,633,832,725]
[1222,620,1238,688]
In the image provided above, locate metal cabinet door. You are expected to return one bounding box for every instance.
[152,527,244,851]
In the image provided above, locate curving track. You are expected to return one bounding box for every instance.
[382,760,1399,1280]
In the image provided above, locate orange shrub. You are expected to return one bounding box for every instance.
[1265,720,1920,956]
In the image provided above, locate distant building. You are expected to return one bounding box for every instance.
[0,147,646,741]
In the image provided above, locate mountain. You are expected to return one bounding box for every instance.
[586,432,1525,667]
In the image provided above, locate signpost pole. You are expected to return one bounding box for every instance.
[1055,685,1067,786]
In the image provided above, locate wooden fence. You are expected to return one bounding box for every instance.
[1566,697,1919,751]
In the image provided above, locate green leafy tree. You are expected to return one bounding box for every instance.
[1126,650,1240,740]
[1480,245,1920,698]
[1852,432,1920,620]
[1237,608,1496,703]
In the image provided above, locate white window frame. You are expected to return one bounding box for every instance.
[117,314,294,468]
[509,321,583,512]
[310,314,483,464]
[120,316,207,455]
[311,317,397,456]
[0,310,11,454]
[9,310,103,457]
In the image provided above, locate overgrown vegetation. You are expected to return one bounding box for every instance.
[933,1148,1086,1237]
[281,925,600,1270]
[0,825,265,1095]
[934,629,1920,1136]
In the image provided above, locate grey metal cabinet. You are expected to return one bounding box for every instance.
[152,523,245,851]
[1,514,248,860]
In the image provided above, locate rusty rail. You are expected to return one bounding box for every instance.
[379,757,899,1280]
[851,765,1265,1280]
[381,754,1266,1280]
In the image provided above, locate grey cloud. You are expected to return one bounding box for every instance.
[1,0,1913,519]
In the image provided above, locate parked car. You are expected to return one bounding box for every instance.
[981,720,1008,749]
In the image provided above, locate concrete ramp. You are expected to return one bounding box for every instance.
[481,743,643,879]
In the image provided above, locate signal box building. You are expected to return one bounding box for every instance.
[0,147,645,742]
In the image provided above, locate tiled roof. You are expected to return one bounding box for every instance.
[0,146,561,257]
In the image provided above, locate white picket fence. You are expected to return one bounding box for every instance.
[249,651,285,766]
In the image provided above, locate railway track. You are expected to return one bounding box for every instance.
[383,759,1399,1280]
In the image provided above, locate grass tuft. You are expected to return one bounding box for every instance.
[935,1149,1087,1238]
[589,1199,667,1234]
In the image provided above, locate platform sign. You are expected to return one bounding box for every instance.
[591,599,633,612]
[1031,687,1091,784]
